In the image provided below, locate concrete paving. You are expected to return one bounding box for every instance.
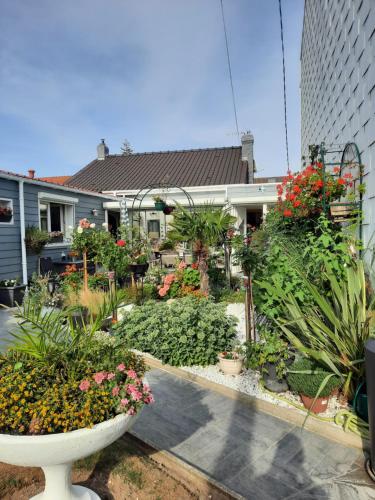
[133,368,375,500]
[0,308,18,351]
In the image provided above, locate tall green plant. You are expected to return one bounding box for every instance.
[168,204,235,293]
[272,260,375,399]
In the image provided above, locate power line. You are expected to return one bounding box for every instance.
[278,0,290,173]
[219,0,240,143]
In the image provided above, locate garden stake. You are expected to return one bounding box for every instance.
[83,250,88,291]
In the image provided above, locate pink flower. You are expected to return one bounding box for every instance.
[117,363,125,372]
[127,369,137,379]
[143,383,151,393]
[79,379,91,392]
[178,261,187,270]
[107,372,115,380]
[117,239,126,247]
[164,274,175,285]
[112,386,120,396]
[158,286,168,297]
[79,218,91,229]
[127,408,136,416]
[127,384,137,394]
[93,372,107,384]
[144,394,155,404]
[131,390,143,401]
[120,398,129,406]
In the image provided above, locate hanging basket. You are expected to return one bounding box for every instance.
[329,203,357,220]
[163,205,174,215]
[154,201,166,211]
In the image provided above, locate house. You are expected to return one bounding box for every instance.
[301,0,375,253]
[66,135,282,239]
[0,169,114,283]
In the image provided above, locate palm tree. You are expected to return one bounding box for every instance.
[168,204,236,293]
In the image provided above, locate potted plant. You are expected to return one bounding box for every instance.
[163,205,174,215]
[153,196,166,211]
[129,254,149,276]
[0,279,26,307]
[287,358,341,414]
[246,328,291,393]
[49,230,64,243]
[25,226,50,255]
[218,343,245,375]
[0,206,13,223]
[0,300,154,499]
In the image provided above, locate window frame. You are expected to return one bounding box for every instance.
[0,198,14,226]
[38,192,77,246]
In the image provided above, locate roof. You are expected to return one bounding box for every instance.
[0,169,114,199]
[39,175,71,185]
[66,147,248,191]
[254,176,284,184]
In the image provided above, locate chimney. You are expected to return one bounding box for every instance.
[241,132,255,183]
[97,139,109,160]
[28,169,35,179]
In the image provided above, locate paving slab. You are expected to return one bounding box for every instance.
[0,308,18,351]
[133,368,375,500]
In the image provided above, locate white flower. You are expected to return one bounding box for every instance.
[102,222,108,228]
[90,223,96,228]
[77,227,83,234]
[68,225,73,230]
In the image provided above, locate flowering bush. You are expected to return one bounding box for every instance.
[276,163,350,219]
[0,278,20,287]
[157,261,201,298]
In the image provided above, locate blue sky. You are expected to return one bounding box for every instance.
[0,0,304,178]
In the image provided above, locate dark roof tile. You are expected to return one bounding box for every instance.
[66,147,248,191]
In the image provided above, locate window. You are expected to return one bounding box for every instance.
[148,219,160,238]
[38,192,77,244]
[0,198,13,225]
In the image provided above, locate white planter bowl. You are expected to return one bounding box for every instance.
[0,411,140,500]
[218,354,245,375]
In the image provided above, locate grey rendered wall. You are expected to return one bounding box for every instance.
[301,0,375,258]
[0,178,22,280]
[0,178,107,280]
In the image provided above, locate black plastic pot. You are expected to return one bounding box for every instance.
[129,263,149,276]
[262,362,289,393]
[0,285,26,307]
[0,214,12,223]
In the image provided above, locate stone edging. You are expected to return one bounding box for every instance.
[144,356,368,452]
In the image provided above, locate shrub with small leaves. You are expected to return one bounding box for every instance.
[287,358,341,398]
[115,296,237,366]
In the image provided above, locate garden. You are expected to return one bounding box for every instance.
[0,157,374,497]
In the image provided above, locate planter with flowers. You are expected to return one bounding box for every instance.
[0,279,26,307]
[0,301,154,500]
[48,230,64,243]
[275,162,350,221]
[218,344,245,375]
[153,196,166,211]
[0,206,13,223]
[163,205,174,215]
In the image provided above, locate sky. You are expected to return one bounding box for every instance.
[0,0,304,178]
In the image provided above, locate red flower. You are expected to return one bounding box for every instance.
[293,185,301,194]
[293,200,302,208]
[337,178,346,185]
[314,180,324,189]
[117,240,126,247]
[283,209,293,217]
[333,166,340,174]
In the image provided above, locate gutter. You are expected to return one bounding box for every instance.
[18,181,28,284]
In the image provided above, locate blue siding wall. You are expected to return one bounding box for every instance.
[0,178,108,281]
[0,178,22,280]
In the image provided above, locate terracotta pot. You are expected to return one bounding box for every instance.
[218,354,244,375]
[300,394,330,414]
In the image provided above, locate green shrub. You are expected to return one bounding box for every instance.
[245,327,290,378]
[115,296,237,366]
[287,358,341,398]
